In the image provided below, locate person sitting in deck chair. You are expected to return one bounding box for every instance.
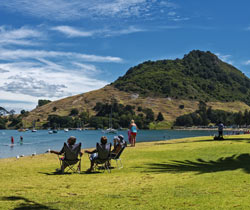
[111,135,126,158]
[84,136,111,173]
[50,136,83,173]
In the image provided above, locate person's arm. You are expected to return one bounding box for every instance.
[50,150,62,155]
[84,149,97,154]
[50,144,65,155]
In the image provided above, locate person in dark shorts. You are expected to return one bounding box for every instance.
[218,122,224,139]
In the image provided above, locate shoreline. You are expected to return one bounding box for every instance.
[1,132,248,160]
[0,129,247,160]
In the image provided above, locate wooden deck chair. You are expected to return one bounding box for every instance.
[58,142,82,174]
[93,142,111,173]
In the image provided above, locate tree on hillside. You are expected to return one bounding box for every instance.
[144,108,154,122]
[156,112,164,121]
[20,110,29,116]
[70,108,79,116]
[9,109,15,115]
[38,99,51,107]
[0,117,7,129]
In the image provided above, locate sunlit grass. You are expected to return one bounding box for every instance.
[1,134,250,209]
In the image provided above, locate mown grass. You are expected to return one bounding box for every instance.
[1,134,250,209]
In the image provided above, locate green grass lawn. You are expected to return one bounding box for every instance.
[1,134,250,209]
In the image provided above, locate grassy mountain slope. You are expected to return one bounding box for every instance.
[23,50,250,128]
[23,86,250,128]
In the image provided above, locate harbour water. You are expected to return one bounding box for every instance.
[0,129,218,159]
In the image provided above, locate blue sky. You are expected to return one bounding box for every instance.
[0,0,250,112]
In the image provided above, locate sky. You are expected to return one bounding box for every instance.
[1,0,250,113]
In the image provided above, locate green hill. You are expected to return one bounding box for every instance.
[112,50,250,104]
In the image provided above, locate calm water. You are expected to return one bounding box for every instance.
[0,129,218,159]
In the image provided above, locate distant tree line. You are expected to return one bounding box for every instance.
[43,101,164,129]
[174,101,250,127]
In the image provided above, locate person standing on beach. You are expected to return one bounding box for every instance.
[218,122,224,139]
[129,120,138,147]
[11,136,14,144]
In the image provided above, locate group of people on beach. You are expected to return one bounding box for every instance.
[50,120,138,173]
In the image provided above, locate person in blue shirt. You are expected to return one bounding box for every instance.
[129,120,138,147]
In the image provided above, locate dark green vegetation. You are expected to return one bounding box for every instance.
[175,101,250,127]
[37,99,51,107]
[43,101,158,129]
[113,50,250,105]
[0,109,30,129]
[0,116,7,129]
[91,101,155,129]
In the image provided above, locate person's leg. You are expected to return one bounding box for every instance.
[218,131,222,138]
[86,153,97,172]
[61,161,68,173]
[90,160,94,170]
[130,134,133,146]
[131,134,135,146]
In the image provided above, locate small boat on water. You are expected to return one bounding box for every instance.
[103,128,117,134]
[31,129,37,132]
[64,128,69,132]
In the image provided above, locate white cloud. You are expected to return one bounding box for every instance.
[168,11,176,16]
[51,25,145,38]
[0,26,45,46]
[0,0,176,21]
[1,75,67,98]
[171,16,190,22]
[0,48,123,63]
[215,53,233,65]
[0,45,123,110]
[73,62,98,73]
[0,68,9,73]
[51,26,94,37]
[0,59,108,110]
[102,26,146,37]
[243,60,250,65]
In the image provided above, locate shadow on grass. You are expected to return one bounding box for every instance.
[195,138,250,143]
[1,196,57,210]
[38,171,74,176]
[143,153,250,174]
[154,137,250,145]
[39,170,108,176]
